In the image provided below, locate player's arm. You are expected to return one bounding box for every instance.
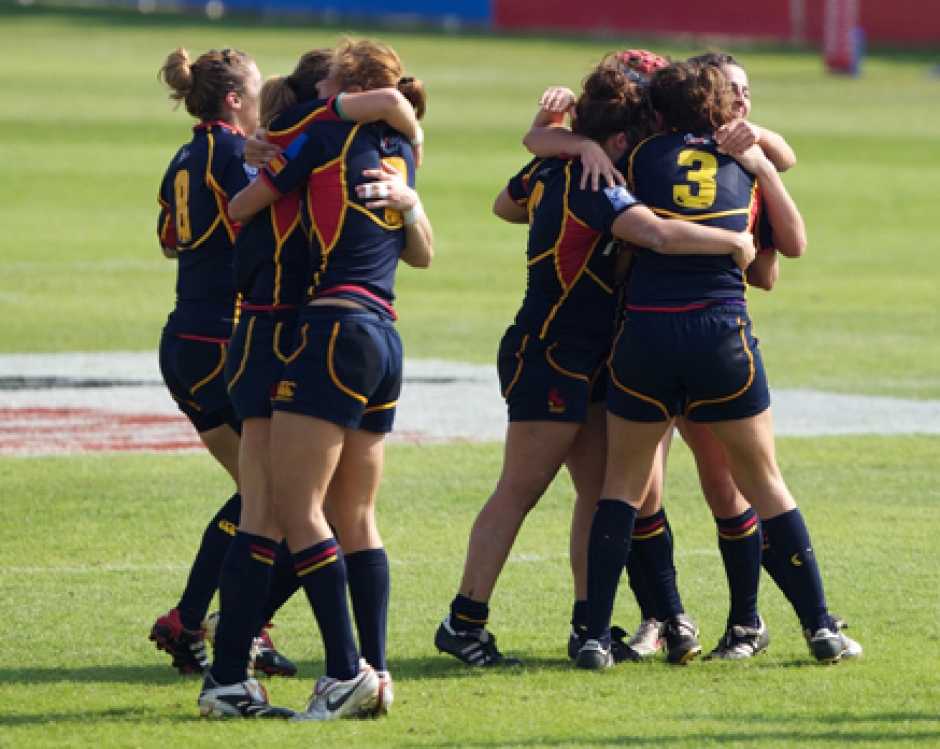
[524,128,623,191]
[715,119,797,172]
[493,188,528,224]
[355,163,433,268]
[229,178,278,223]
[157,200,178,259]
[732,146,806,258]
[522,86,623,191]
[337,91,424,167]
[612,206,756,269]
[745,251,779,290]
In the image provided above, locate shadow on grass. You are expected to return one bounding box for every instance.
[0,649,845,688]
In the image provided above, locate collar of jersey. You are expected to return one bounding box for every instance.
[193,120,245,137]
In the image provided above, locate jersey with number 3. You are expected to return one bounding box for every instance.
[157,121,251,338]
[624,130,774,310]
[507,156,641,347]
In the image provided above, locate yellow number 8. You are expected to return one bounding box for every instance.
[673,150,717,210]
[174,169,192,244]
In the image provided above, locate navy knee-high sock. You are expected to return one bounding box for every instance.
[177,493,241,631]
[715,509,762,629]
[294,539,359,680]
[625,550,658,622]
[210,531,277,685]
[346,548,390,672]
[760,527,806,623]
[586,500,637,647]
[629,509,683,621]
[260,542,301,624]
[761,508,831,632]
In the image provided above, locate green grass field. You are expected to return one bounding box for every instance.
[1,5,939,747]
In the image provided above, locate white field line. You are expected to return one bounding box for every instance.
[0,352,938,442]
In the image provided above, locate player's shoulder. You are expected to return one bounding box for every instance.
[269,98,340,142]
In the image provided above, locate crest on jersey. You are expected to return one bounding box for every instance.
[380,136,399,154]
[604,185,639,211]
[684,134,713,146]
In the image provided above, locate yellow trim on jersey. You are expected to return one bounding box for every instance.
[278,322,307,365]
[527,247,555,267]
[583,266,613,294]
[627,132,667,191]
[347,201,405,230]
[364,400,398,414]
[327,321,368,404]
[310,125,357,288]
[686,318,755,413]
[650,206,751,222]
[502,333,530,399]
[266,103,330,138]
[270,202,302,306]
[190,344,226,395]
[226,317,255,391]
[251,553,275,565]
[545,344,589,383]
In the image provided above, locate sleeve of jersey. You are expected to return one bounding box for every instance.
[754,204,776,254]
[506,158,541,206]
[574,183,642,234]
[157,198,177,250]
[260,125,326,197]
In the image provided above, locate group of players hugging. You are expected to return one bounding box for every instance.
[149,34,860,722]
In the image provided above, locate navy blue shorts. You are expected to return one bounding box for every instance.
[606,305,770,423]
[271,306,402,433]
[159,333,240,434]
[225,311,298,421]
[497,325,609,423]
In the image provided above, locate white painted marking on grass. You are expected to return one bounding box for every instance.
[0,353,937,457]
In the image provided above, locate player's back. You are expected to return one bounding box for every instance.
[260,113,416,318]
[511,156,623,346]
[625,130,760,310]
[234,99,339,308]
[159,122,249,337]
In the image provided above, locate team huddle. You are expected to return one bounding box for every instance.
[149,37,860,722]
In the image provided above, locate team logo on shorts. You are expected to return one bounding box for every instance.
[548,387,566,414]
[273,380,297,402]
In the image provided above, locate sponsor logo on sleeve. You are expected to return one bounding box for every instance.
[604,185,639,211]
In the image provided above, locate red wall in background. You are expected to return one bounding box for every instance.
[493,0,940,46]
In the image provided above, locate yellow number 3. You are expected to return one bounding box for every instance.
[174,169,192,244]
[673,150,717,210]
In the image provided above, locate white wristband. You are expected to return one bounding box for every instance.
[403,199,424,226]
[410,124,424,147]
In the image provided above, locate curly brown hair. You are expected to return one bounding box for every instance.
[649,61,735,132]
[573,54,652,151]
[331,37,426,119]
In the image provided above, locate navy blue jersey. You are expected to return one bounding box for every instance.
[623,130,775,310]
[507,156,639,346]
[157,121,251,339]
[261,117,416,320]
[234,98,342,309]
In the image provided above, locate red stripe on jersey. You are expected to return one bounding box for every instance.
[557,216,601,288]
[173,333,230,343]
[308,160,345,253]
[272,191,302,241]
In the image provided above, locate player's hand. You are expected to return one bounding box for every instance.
[715,119,760,157]
[244,129,282,169]
[579,140,625,191]
[356,162,417,211]
[539,86,577,114]
[728,143,772,176]
[732,231,757,270]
